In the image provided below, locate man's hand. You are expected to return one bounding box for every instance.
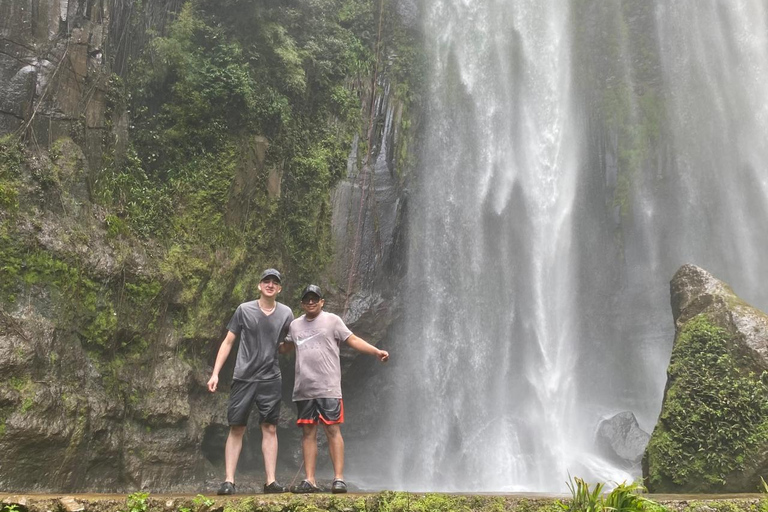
[377,350,389,363]
[207,374,219,392]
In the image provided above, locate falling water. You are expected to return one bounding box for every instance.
[348,0,768,492]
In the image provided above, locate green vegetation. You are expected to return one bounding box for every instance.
[125,492,150,512]
[192,495,214,509]
[0,134,23,212]
[0,244,163,354]
[1,494,768,512]
[645,315,768,492]
[79,0,423,348]
[558,478,667,512]
[0,0,422,487]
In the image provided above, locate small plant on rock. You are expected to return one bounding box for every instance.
[126,492,150,512]
[192,495,214,509]
[559,476,668,512]
[559,476,604,512]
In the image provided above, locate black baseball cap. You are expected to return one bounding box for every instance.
[301,284,323,300]
[260,268,282,283]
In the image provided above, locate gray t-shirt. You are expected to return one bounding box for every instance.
[227,301,293,382]
[287,311,352,400]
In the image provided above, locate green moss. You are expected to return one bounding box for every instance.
[105,214,130,238]
[646,315,768,492]
[20,397,34,413]
[0,243,164,356]
[0,134,23,212]
[9,376,28,392]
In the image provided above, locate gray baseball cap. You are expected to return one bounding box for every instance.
[260,268,282,283]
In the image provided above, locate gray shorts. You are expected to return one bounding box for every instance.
[227,378,282,426]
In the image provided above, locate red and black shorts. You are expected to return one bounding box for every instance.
[295,398,344,426]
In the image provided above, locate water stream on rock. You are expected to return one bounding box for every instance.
[348,0,768,492]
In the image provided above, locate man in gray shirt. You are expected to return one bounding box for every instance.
[283,284,389,494]
[207,268,293,495]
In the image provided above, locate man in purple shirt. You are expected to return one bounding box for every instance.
[283,284,389,494]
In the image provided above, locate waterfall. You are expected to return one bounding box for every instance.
[349,0,768,492]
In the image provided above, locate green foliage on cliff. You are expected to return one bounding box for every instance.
[645,315,768,492]
[0,241,163,353]
[0,135,23,213]
[0,0,421,439]
[91,0,413,340]
[0,136,25,302]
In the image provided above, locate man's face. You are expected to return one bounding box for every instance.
[259,276,281,298]
[300,293,324,317]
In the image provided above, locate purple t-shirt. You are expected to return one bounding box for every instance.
[287,311,352,400]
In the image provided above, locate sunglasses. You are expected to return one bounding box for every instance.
[301,296,322,304]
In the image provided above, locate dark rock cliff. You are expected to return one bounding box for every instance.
[0,0,421,493]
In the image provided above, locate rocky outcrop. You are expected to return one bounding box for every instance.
[595,411,650,471]
[643,264,768,493]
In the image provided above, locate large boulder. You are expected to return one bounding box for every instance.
[595,411,650,471]
[643,264,768,493]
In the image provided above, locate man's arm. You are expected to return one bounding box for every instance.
[207,331,237,392]
[279,341,295,354]
[345,334,389,362]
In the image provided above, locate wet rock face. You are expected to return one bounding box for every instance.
[0,0,108,167]
[0,303,220,492]
[644,264,768,493]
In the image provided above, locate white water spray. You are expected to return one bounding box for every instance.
[349,0,768,492]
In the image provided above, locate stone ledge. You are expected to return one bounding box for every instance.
[1,493,766,512]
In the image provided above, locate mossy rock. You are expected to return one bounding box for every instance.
[644,264,768,492]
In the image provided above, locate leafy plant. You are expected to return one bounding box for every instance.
[125,492,150,512]
[604,481,662,512]
[559,476,604,512]
[559,477,667,512]
[192,495,214,509]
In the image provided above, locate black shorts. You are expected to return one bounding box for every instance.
[227,378,282,426]
[295,398,344,426]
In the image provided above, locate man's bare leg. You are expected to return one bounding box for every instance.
[225,425,246,483]
[301,424,319,485]
[261,422,278,484]
[324,424,344,481]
